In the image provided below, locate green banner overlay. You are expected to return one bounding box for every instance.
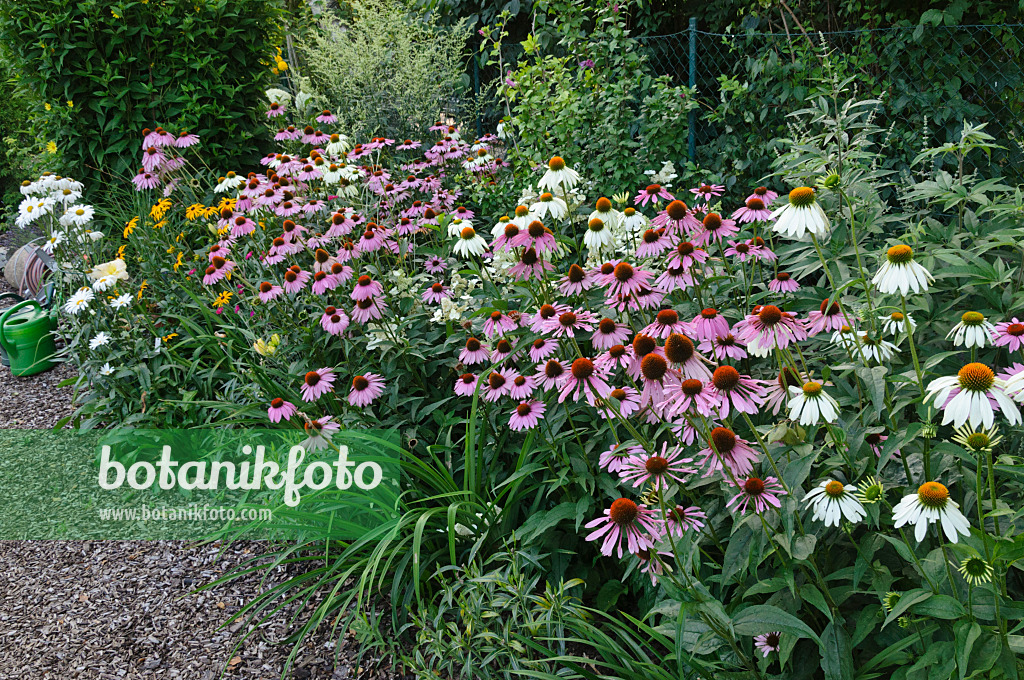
[0,428,401,540]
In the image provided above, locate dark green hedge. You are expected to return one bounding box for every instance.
[0,0,285,192]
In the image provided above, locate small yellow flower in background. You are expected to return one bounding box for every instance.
[123,216,138,238]
[176,231,184,243]
[46,141,57,154]
[173,252,184,271]
[211,291,232,308]
[162,332,178,343]
[116,245,127,260]
[67,100,73,108]
[137,279,148,300]
[185,203,207,221]
[154,220,167,230]
[217,225,230,237]
[254,334,281,357]
[165,245,175,254]
[44,102,51,111]
[150,198,172,222]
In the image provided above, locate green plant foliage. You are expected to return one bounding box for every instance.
[298,0,471,141]
[0,0,285,196]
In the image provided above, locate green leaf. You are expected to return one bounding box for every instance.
[732,604,821,645]
[820,621,854,680]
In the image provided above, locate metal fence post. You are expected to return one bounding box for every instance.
[687,17,697,162]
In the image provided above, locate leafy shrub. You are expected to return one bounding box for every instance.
[298,0,471,141]
[0,0,284,196]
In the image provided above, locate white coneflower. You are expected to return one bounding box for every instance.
[951,423,1001,453]
[872,244,934,296]
[588,197,619,231]
[830,324,858,351]
[856,331,898,363]
[770,187,830,240]
[926,363,1020,429]
[880,311,914,336]
[537,156,581,192]
[89,332,111,350]
[893,480,971,543]
[63,287,94,315]
[787,381,839,425]
[530,192,568,220]
[958,555,994,585]
[452,226,488,258]
[946,311,995,348]
[584,217,614,252]
[804,479,866,527]
[213,172,245,193]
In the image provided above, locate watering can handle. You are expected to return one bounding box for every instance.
[0,300,40,359]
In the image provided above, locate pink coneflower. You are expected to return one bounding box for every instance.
[283,267,310,294]
[747,186,779,206]
[356,227,388,254]
[396,139,422,151]
[747,236,777,262]
[424,255,447,274]
[666,505,706,537]
[275,126,300,141]
[655,200,703,235]
[330,263,354,284]
[708,365,766,417]
[642,309,691,339]
[806,299,848,336]
[528,303,567,333]
[584,498,663,558]
[316,109,337,124]
[202,258,233,286]
[732,305,808,357]
[666,241,710,271]
[509,247,554,281]
[351,275,384,301]
[267,398,297,423]
[547,309,596,338]
[637,351,678,411]
[300,368,337,402]
[492,223,521,252]
[699,334,748,361]
[302,416,340,451]
[320,306,350,335]
[142,146,164,172]
[351,296,387,324]
[723,240,758,262]
[994,318,1024,352]
[694,213,738,245]
[866,431,899,460]
[732,196,773,223]
[539,359,569,390]
[636,228,675,258]
[599,443,645,473]
[484,310,519,338]
[606,262,654,297]
[258,282,283,302]
[528,337,557,363]
[768,272,800,293]
[592,318,630,350]
[266,102,286,118]
[483,369,516,402]
[690,182,725,202]
[655,266,693,293]
[174,130,199,148]
[558,357,612,404]
[132,169,161,190]
[310,271,337,295]
[634,184,674,206]
[280,219,306,242]
[754,632,781,657]
[663,378,716,418]
[513,220,558,255]
[626,335,661,380]
[728,476,786,515]
[508,373,537,400]
[422,283,450,304]
[663,333,714,381]
[691,308,730,342]
[618,442,694,489]
[595,344,631,373]
[348,373,385,407]
[491,338,516,363]
[459,337,490,365]
[509,400,545,431]
[602,385,642,418]
[763,368,804,415]
[557,264,594,296]
[455,373,478,396]
[231,215,256,237]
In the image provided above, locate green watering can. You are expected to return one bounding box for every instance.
[0,298,59,377]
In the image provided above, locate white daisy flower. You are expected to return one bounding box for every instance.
[452,226,488,258]
[16,197,52,228]
[63,287,94,315]
[946,311,995,348]
[53,187,83,204]
[92,274,119,292]
[787,381,839,426]
[41,231,65,254]
[99,362,115,376]
[59,204,94,227]
[926,363,1020,429]
[893,480,971,543]
[770,187,831,241]
[872,244,934,296]
[537,156,581,192]
[110,294,133,309]
[804,479,866,527]
[880,311,915,336]
[89,332,111,350]
[75,228,104,243]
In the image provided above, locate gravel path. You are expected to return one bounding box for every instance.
[0,228,403,680]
